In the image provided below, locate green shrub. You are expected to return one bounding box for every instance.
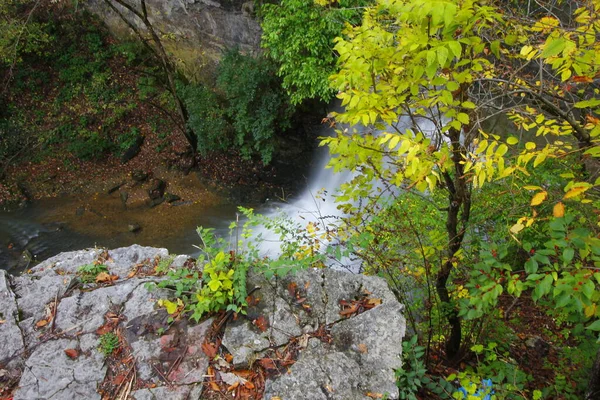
[178,82,230,155]
[216,50,292,164]
[98,332,120,356]
[77,263,109,283]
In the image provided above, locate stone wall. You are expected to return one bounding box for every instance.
[83,0,262,79]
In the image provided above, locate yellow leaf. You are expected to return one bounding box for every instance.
[585,303,597,318]
[564,184,592,199]
[525,142,536,150]
[553,202,565,217]
[506,136,519,145]
[523,185,542,191]
[530,191,547,206]
[510,223,525,234]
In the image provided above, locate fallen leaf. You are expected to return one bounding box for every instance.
[253,315,269,332]
[365,298,382,308]
[245,295,260,306]
[36,319,48,328]
[287,282,297,297]
[0,320,5,324]
[96,272,118,283]
[357,343,368,354]
[96,322,115,335]
[258,358,277,370]
[366,393,384,398]
[298,334,309,349]
[202,342,219,358]
[113,375,125,385]
[573,75,593,83]
[339,304,359,316]
[226,381,240,392]
[64,348,79,359]
[225,353,234,363]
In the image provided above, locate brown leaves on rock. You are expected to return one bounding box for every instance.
[96,312,120,335]
[64,348,79,359]
[339,293,382,318]
[287,281,312,312]
[202,341,219,359]
[95,272,118,284]
[252,315,269,332]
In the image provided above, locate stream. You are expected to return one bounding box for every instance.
[0,123,354,274]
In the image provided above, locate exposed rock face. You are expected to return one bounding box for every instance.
[0,246,405,399]
[84,0,262,67]
[224,268,406,400]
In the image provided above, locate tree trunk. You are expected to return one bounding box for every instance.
[102,0,199,153]
[586,347,600,400]
[437,126,471,361]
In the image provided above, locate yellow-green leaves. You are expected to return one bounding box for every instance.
[530,191,547,206]
[564,182,593,199]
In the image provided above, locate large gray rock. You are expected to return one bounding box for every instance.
[0,270,25,370]
[3,246,211,400]
[1,246,406,399]
[223,268,406,400]
[84,0,262,66]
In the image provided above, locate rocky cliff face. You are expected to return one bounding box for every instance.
[84,0,262,76]
[0,245,406,399]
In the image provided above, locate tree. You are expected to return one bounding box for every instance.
[325,0,600,376]
[1,0,52,96]
[260,0,370,105]
[100,0,199,152]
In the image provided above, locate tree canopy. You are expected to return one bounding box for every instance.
[318,0,600,396]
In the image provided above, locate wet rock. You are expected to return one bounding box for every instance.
[107,181,125,194]
[120,190,129,205]
[148,179,166,200]
[164,192,181,203]
[148,197,165,208]
[131,170,149,183]
[128,223,141,233]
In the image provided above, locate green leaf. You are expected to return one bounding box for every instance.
[427,50,437,67]
[574,99,600,108]
[448,41,462,58]
[563,247,574,263]
[586,320,600,331]
[456,113,469,125]
[490,40,500,58]
[525,258,538,274]
[437,46,449,67]
[541,37,566,58]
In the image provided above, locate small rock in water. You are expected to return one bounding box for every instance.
[128,223,141,233]
[131,170,148,183]
[107,181,125,195]
[120,191,129,205]
[164,193,181,203]
[148,179,166,200]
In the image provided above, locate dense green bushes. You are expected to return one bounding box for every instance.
[180,49,293,164]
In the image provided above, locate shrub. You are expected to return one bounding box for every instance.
[216,50,292,164]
